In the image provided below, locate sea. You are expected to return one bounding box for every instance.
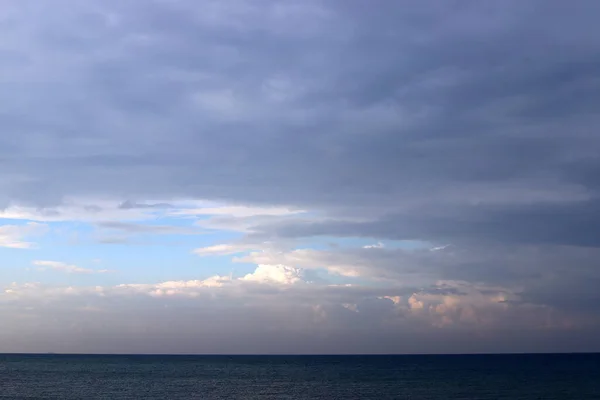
[0,353,599,399]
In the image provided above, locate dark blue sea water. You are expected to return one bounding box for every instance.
[1,353,599,399]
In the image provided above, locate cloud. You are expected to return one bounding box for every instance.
[233,246,440,282]
[243,199,600,247]
[96,237,130,245]
[0,199,160,223]
[96,221,201,235]
[241,264,308,285]
[0,0,597,252]
[205,242,600,317]
[118,200,173,209]
[193,241,285,256]
[3,269,598,354]
[0,0,596,220]
[430,245,450,252]
[173,204,304,218]
[363,242,384,249]
[0,223,47,249]
[33,260,110,274]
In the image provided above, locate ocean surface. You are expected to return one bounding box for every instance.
[1,353,599,399]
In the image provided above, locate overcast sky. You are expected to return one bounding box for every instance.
[1,0,600,354]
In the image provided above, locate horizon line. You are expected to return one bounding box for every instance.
[2,351,599,357]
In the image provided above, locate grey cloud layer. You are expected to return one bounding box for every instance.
[1,0,599,217]
[248,200,600,247]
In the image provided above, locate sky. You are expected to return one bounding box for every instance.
[1,0,600,354]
